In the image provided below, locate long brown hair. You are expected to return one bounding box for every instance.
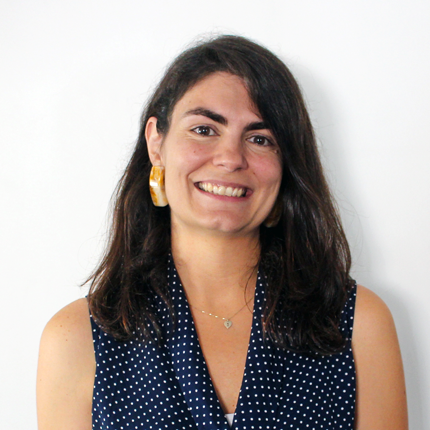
[87,35,352,355]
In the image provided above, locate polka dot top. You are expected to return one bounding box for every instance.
[91,258,357,429]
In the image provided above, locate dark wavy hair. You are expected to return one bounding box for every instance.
[87,35,352,355]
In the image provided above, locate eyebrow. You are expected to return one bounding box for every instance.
[183,107,269,132]
[183,108,227,125]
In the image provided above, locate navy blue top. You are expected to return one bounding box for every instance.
[91,258,356,429]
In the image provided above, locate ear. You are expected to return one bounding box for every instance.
[145,117,164,166]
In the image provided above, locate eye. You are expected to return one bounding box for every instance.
[191,125,217,136]
[247,134,274,147]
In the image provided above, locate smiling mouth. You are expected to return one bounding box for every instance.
[197,182,247,197]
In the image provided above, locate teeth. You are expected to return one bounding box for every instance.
[198,182,246,197]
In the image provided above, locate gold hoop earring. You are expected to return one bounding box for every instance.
[149,166,168,207]
[264,197,282,228]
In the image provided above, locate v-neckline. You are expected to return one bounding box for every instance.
[162,257,275,429]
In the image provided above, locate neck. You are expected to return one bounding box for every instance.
[171,225,260,306]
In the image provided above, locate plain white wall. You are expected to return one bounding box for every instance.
[1,1,429,428]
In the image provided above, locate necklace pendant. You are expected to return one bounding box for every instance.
[224,320,232,329]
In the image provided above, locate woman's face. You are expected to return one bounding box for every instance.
[146,72,282,238]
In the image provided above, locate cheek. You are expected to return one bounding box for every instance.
[163,146,211,197]
[255,158,282,189]
[165,143,211,175]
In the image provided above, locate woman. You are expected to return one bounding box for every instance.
[37,35,407,429]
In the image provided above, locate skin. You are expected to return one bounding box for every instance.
[37,298,94,430]
[146,72,282,238]
[37,72,408,429]
[145,72,282,412]
[353,285,408,429]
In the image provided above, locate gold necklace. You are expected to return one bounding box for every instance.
[189,297,254,329]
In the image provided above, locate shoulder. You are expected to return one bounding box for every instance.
[41,297,93,337]
[352,285,408,429]
[37,298,95,429]
[39,298,94,361]
[352,284,402,374]
[38,297,95,380]
[353,284,395,342]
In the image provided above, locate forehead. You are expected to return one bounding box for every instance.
[171,72,261,120]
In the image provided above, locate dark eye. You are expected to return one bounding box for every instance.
[248,135,273,146]
[192,126,216,136]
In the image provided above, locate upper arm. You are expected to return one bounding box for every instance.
[352,285,408,430]
[37,298,95,430]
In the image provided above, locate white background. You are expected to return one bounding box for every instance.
[1,1,429,428]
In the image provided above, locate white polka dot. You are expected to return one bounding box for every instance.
[90,257,356,429]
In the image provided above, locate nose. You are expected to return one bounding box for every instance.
[212,136,248,172]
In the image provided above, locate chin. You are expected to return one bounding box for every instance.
[199,216,261,237]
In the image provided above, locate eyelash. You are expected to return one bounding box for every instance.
[247,135,274,147]
[191,126,274,147]
[191,125,217,136]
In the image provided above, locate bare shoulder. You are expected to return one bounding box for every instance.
[41,298,93,346]
[353,284,396,342]
[352,285,408,430]
[37,298,95,430]
[39,298,95,369]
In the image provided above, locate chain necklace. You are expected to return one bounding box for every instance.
[189,296,254,329]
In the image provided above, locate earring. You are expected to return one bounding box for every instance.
[264,197,282,228]
[149,166,168,207]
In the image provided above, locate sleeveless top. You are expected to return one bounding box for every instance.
[91,258,357,429]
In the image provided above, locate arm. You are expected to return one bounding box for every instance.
[37,298,95,430]
[352,285,408,429]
